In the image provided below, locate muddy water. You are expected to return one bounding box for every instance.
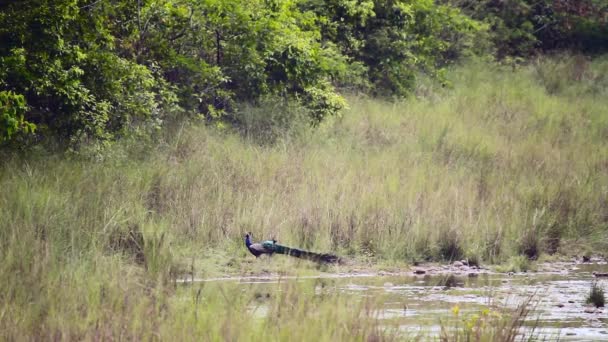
[187,262,608,340]
[336,264,608,340]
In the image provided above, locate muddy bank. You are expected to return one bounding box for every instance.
[179,256,607,284]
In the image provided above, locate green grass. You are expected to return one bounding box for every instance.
[1,55,607,339]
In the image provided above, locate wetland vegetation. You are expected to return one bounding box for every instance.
[3,60,608,339]
[2,0,607,340]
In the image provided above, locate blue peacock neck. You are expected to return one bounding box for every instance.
[245,234,252,248]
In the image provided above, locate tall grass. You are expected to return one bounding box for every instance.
[1,55,607,338]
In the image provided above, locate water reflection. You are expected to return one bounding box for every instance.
[186,262,608,340]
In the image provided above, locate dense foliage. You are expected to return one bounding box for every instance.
[0,0,606,149]
[0,91,35,143]
[447,0,608,58]
[301,0,485,95]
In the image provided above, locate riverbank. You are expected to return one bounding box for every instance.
[2,59,607,339]
[179,253,608,281]
[175,258,608,341]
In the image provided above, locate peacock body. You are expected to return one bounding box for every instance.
[245,233,339,263]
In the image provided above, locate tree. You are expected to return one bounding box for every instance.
[300,0,485,96]
[446,0,608,57]
[0,91,35,143]
[0,0,164,148]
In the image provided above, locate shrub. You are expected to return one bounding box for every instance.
[518,228,539,260]
[437,229,464,262]
[586,282,605,308]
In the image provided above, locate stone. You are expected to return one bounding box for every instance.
[556,303,565,308]
[582,255,591,263]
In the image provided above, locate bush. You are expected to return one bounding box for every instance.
[437,228,464,262]
[518,228,539,260]
[586,282,605,308]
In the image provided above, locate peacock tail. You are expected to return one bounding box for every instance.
[261,240,339,263]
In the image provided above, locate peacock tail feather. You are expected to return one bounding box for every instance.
[261,241,339,263]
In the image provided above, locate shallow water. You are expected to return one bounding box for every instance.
[184,262,608,340]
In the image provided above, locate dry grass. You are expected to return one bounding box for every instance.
[1,55,607,339]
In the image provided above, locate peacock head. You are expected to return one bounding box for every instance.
[244,232,252,247]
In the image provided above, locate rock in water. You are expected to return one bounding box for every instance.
[582,255,591,263]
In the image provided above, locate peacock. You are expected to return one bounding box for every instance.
[244,233,340,264]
